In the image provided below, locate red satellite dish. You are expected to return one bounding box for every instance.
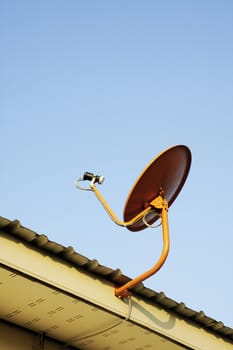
[123,145,191,231]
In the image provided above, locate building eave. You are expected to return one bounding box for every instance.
[0,216,232,349]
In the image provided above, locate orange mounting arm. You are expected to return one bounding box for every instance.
[90,182,170,298]
[115,198,170,298]
[90,183,153,227]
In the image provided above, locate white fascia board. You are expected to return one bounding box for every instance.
[0,232,232,350]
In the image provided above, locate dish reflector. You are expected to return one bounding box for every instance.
[123,145,191,231]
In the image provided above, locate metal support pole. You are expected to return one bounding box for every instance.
[115,199,170,298]
[89,182,170,298]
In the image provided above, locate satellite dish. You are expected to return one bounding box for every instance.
[124,145,191,231]
[75,145,191,298]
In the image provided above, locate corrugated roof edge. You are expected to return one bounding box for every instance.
[0,216,232,342]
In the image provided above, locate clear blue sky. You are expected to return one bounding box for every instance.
[1,1,233,328]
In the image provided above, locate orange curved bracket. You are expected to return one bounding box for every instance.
[115,199,170,298]
[90,183,170,298]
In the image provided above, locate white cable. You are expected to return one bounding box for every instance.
[74,178,93,191]
[142,210,162,228]
[63,297,132,348]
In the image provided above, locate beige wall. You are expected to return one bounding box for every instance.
[0,321,67,350]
